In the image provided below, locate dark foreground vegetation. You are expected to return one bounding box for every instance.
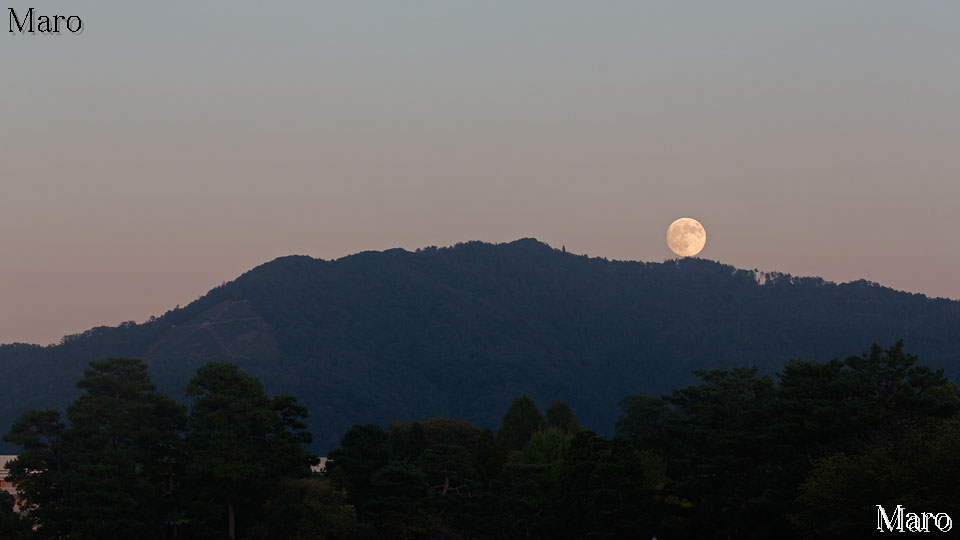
[3,342,959,539]
[2,359,314,540]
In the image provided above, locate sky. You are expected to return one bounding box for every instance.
[2,2,959,345]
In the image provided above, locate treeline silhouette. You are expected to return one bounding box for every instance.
[4,342,958,539]
[2,359,314,540]
[2,239,960,454]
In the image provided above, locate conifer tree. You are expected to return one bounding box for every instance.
[184,362,314,539]
[4,358,186,540]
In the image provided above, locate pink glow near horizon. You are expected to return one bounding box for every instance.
[1,2,958,344]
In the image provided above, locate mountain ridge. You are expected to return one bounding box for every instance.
[2,238,959,452]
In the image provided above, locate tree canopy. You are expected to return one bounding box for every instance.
[4,359,316,539]
[3,342,958,539]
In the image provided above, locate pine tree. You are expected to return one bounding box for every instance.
[184,363,314,539]
[4,358,187,540]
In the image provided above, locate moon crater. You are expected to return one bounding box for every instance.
[666,218,706,257]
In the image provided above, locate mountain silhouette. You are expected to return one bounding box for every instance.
[2,238,958,452]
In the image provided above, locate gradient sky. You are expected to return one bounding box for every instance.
[2,2,959,344]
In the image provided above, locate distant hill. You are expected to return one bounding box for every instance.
[2,238,959,452]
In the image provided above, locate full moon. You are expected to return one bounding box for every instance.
[666,218,707,257]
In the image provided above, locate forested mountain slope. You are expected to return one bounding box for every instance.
[2,239,958,451]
